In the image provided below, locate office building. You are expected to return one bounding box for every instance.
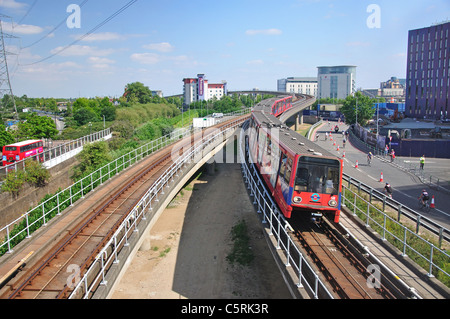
[405,21,450,119]
[317,65,356,100]
[277,77,318,96]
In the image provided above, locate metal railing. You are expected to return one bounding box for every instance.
[348,127,450,194]
[0,126,190,255]
[343,174,450,247]
[0,128,112,180]
[69,118,246,298]
[342,174,450,281]
[240,121,334,299]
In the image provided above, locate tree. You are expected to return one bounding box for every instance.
[73,107,99,126]
[0,124,15,149]
[124,82,153,104]
[71,141,112,180]
[17,113,59,139]
[340,92,376,126]
[24,159,50,187]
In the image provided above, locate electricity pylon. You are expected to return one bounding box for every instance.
[0,16,18,119]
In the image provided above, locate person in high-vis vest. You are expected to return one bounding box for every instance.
[420,155,425,170]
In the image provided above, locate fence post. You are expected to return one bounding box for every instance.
[366,202,370,227]
[397,204,402,221]
[416,215,421,234]
[428,245,435,277]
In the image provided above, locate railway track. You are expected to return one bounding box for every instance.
[0,115,248,299]
[289,214,399,299]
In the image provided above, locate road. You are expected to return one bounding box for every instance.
[311,121,450,230]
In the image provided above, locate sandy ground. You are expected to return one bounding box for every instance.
[110,163,292,299]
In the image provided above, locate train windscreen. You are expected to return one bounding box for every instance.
[294,156,340,195]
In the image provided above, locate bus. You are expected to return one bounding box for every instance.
[2,140,44,166]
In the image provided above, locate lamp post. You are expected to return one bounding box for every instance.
[376,99,379,137]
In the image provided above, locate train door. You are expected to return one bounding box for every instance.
[278,152,294,204]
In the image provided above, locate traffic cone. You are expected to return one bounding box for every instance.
[355,160,358,168]
[430,196,435,208]
[337,145,340,151]
[342,151,345,158]
[379,172,383,182]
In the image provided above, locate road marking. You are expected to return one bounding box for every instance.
[393,190,449,217]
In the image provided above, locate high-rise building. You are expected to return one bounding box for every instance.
[277,77,318,96]
[182,74,227,105]
[405,21,450,119]
[317,65,356,100]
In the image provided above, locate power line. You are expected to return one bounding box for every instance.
[21,0,90,49]
[18,0,38,24]
[20,0,138,66]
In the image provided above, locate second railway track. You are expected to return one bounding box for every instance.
[0,115,248,299]
[289,214,400,299]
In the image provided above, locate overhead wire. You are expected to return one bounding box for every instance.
[19,0,138,66]
[21,0,90,49]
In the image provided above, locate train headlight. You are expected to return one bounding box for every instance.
[293,196,302,204]
[328,199,337,207]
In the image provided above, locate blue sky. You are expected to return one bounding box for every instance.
[1,0,450,98]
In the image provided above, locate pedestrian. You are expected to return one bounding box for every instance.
[420,155,425,170]
[390,149,395,162]
[325,132,328,140]
[384,145,389,157]
[343,138,346,148]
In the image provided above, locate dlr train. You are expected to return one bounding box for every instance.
[245,95,343,223]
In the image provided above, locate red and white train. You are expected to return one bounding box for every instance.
[246,95,343,223]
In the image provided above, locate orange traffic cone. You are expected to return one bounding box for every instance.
[430,196,435,208]
[355,160,358,168]
[342,151,345,158]
[337,145,340,151]
[379,172,383,182]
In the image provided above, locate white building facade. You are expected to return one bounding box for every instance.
[317,66,356,100]
[182,74,227,105]
[277,77,318,96]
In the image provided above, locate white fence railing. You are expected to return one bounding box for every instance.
[69,118,245,298]
[0,127,191,255]
[0,128,112,179]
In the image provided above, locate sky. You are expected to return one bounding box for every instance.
[1,0,450,99]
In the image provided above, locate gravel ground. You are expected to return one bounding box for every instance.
[110,163,291,299]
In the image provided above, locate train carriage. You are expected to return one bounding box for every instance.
[246,96,343,223]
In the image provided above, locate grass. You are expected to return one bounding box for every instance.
[226,219,254,266]
[343,185,450,288]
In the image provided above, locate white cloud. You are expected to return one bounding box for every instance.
[131,52,196,67]
[131,52,160,64]
[0,0,26,9]
[50,45,114,57]
[75,32,125,42]
[88,57,115,64]
[143,42,175,53]
[2,21,43,35]
[247,59,264,65]
[245,29,282,36]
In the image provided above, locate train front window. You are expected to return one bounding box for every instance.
[294,156,340,195]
